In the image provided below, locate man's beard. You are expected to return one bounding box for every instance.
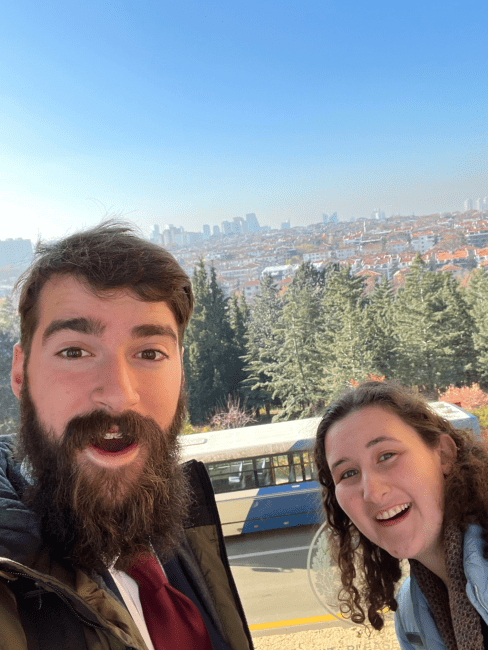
[16,382,190,573]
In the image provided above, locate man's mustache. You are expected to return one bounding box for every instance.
[62,410,164,452]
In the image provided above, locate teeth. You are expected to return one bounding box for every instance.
[103,432,123,440]
[376,503,410,521]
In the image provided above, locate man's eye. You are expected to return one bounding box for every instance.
[138,349,166,361]
[58,348,89,359]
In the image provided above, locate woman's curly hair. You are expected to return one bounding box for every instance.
[314,380,488,630]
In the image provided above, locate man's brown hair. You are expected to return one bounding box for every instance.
[15,221,194,361]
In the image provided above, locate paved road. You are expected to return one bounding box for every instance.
[225,525,400,648]
[225,524,339,628]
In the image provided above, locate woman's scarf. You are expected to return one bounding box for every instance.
[409,523,484,650]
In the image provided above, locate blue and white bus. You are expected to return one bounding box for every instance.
[180,402,480,537]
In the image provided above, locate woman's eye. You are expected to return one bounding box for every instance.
[341,469,358,480]
[58,348,89,359]
[379,452,395,462]
[138,349,166,361]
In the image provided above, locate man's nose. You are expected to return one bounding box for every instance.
[362,471,389,503]
[91,356,139,412]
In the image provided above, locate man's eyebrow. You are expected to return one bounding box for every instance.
[330,436,398,472]
[131,324,178,344]
[43,318,105,344]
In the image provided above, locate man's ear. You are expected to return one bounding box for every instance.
[439,433,457,476]
[11,343,25,399]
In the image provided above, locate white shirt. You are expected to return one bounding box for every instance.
[109,568,155,650]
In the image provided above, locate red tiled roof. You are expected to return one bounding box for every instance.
[452,250,468,259]
[356,270,381,277]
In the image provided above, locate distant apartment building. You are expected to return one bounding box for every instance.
[217,275,240,298]
[242,280,261,302]
[334,246,357,260]
[411,232,435,254]
[386,239,408,254]
[303,251,325,263]
[475,247,488,265]
[219,264,261,282]
[203,224,211,239]
[463,224,488,248]
[464,198,474,212]
[360,241,383,255]
[343,233,361,246]
[397,252,416,270]
[256,253,279,265]
[213,225,221,236]
[261,264,294,281]
[281,221,291,229]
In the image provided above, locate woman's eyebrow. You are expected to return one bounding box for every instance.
[366,435,397,448]
[330,436,398,472]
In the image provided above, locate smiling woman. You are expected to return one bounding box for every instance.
[314,381,488,650]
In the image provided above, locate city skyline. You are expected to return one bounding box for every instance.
[3,194,488,254]
[1,0,487,242]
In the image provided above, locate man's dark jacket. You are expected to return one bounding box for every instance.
[0,434,253,650]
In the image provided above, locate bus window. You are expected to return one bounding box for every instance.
[302,451,314,480]
[207,452,318,493]
[206,459,258,492]
[253,456,273,487]
[291,453,304,482]
[271,455,289,484]
[241,459,258,489]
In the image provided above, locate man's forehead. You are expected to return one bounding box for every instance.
[36,275,178,333]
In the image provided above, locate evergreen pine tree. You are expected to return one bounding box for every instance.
[438,272,476,386]
[266,263,325,420]
[228,293,249,401]
[183,261,241,424]
[466,267,488,389]
[317,265,373,399]
[242,275,283,417]
[367,277,398,378]
[0,296,20,434]
[392,255,465,394]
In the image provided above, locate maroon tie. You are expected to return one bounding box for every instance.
[127,553,213,650]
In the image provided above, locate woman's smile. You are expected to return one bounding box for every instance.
[325,405,453,570]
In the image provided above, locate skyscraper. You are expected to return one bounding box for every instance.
[245,213,260,231]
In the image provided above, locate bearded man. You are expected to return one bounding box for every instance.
[0,223,253,650]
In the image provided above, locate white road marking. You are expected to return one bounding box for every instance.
[228,545,313,560]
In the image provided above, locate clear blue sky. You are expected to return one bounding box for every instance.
[1,0,487,241]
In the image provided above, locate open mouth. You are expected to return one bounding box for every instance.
[375,503,411,526]
[89,429,136,455]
